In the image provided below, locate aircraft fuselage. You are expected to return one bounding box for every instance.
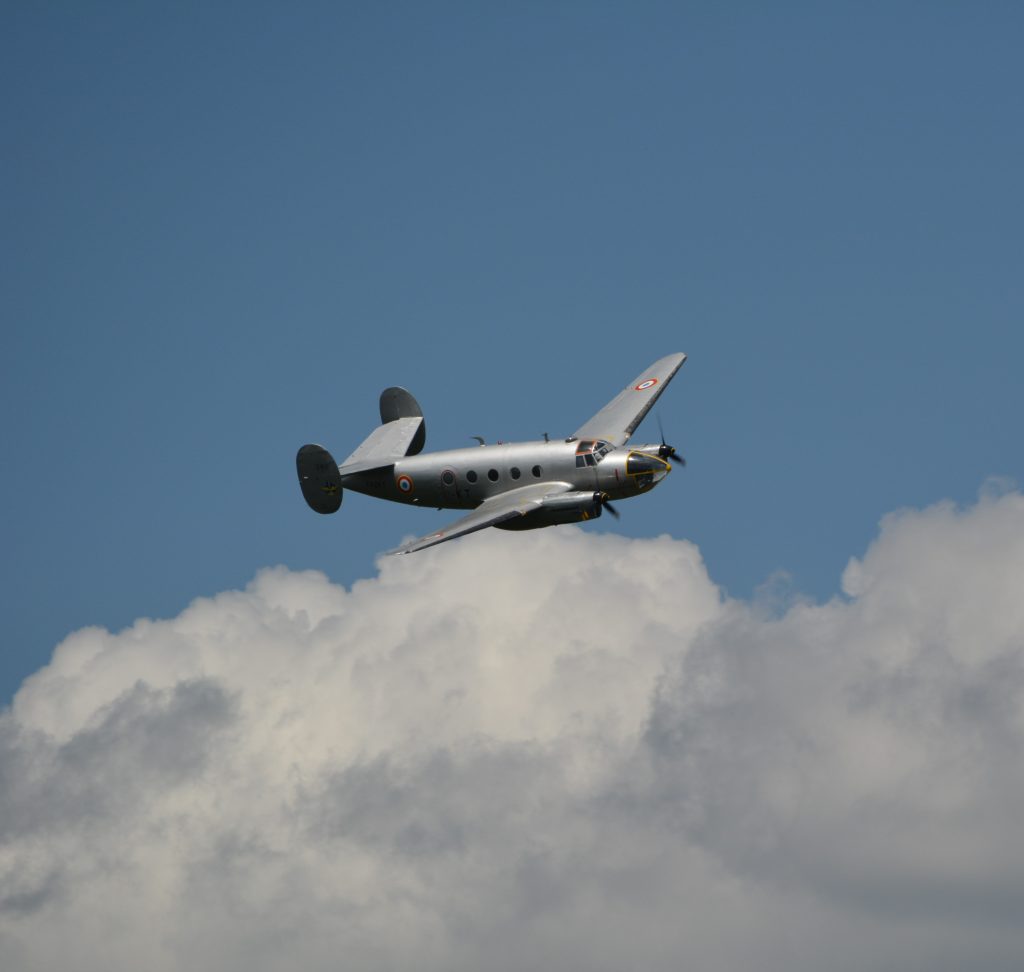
[340,438,670,512]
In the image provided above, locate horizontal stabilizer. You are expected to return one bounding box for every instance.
[341,416,425,470]
[339,386,427,472]
[337,458,396,477]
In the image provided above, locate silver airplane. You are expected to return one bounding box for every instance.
[296,352,687,554]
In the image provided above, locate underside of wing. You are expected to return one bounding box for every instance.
[573,352,687,447]
[388,483,572,555]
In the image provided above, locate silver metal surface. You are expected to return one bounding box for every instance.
[574,352,687,446]
[296,353,686,552]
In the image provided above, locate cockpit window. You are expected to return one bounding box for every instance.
[575,440,613,464]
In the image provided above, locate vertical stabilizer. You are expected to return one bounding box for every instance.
[296,444,343,514]
[379,386,426,455]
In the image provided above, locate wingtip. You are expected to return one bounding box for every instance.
[384,541,416,556]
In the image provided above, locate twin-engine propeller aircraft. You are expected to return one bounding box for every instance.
[296,352,687,554]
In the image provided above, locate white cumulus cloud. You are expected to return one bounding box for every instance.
[2,491,1024,971]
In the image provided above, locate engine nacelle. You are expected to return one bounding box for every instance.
[541,490,605,518]
[496,491,603,531]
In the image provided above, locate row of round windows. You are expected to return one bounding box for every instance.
[441,465,543,486]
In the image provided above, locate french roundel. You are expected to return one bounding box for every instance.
[396,474,414,493]
[634,378,659,391]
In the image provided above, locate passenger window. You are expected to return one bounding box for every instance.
[487,468,499,482]
[441,470,455,486]
[532,465,542,477]
[466,470,478,483]
[510,467,521,479]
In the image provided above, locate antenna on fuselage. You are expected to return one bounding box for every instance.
[543,432,549,442]
[471,436,486,446]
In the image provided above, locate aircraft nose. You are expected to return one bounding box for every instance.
[626,452,671,477]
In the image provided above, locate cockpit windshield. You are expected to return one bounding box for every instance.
[575,440,613,467]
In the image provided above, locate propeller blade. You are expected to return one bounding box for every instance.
[656,413,685,466]
[598,493,621,519]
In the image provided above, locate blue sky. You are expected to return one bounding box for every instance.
[3,2,1022,703]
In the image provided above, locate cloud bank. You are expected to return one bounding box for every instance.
[3,489,1024,971]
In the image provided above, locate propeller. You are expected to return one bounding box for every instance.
[597,492,621,519]
[656,415,686,466]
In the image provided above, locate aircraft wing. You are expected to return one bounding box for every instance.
[573,352,687,447]
[388,482,572,555]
